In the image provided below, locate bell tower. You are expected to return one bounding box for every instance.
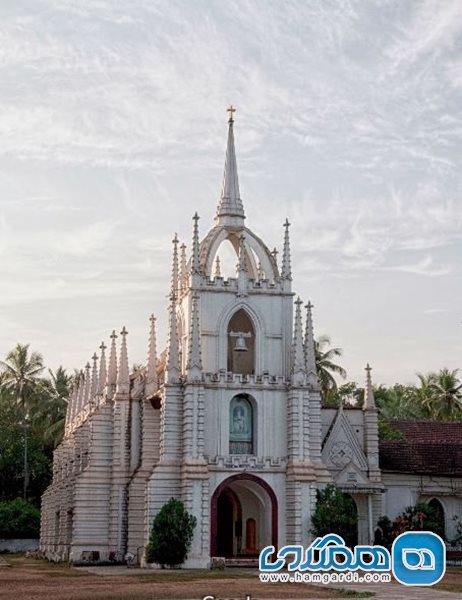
[147,107,328,567]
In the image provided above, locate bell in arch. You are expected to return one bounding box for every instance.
[230,330,252,352]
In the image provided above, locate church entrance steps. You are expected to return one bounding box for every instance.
[224,557,259,568]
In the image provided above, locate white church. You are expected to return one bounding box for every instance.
[40,109,462,567]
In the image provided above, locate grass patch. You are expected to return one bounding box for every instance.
[6,553,88,576]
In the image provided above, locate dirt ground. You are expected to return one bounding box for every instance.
[0,555,461,600]
[0,556,341,600]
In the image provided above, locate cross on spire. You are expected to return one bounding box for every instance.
[216,106,245,224]
[227,105,236,123]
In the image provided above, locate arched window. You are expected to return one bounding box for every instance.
[229,395,254,454]
[227,309,255,375]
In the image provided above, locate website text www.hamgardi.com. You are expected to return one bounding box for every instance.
[259,571,391,584]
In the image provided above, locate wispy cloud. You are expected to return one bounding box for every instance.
[0,0,461,383]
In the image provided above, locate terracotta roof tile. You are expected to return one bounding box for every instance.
[379,420,462,476]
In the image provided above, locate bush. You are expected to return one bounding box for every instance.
[311,484,358,548]
[0,498,40,538]
[145,498,196,568]
[391,502,444,539]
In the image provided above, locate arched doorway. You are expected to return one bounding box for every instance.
[428,498,445,539]
[211,474,278,558]
[342,493,358,548]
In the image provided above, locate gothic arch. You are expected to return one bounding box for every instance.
[200,225,278,280]
[217,301,265,374]
[428,497,446,539]
[229,393,256,454]
[210,473,278,557]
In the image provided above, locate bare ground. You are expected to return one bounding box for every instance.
[0,556,341,600]
[1,555,461,600]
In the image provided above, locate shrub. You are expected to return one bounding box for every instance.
[0,498,40,538]
[145,498,196,568]
[391,502,444,539]
[311,484,358,548]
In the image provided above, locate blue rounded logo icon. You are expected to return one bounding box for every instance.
[392,531,446,586]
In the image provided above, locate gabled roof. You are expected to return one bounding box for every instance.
[379,420,462,476]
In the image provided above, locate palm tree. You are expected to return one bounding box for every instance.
[429,368,462,420]
[0,343,44,409]
[315,335,347,399]
[413,369,462,421]
[31,367,72,446]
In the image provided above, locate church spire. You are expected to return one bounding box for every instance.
[186,293,202,381]
[363,363,376,411]
[190,213,202,274]
[291,297,306,385]
[75,370,85,417]
[304,301,318,386]
[106,330,118,400]
[97,341,107,397]
[215,106,245,226]
[116,326,130,396]
[145,314,158,397]
[179,242,187,293]
[166,298,180,383]
[90,352,98,405]
[170,233,179,298]
[281,218,292,280]
[83,361,91,410]
[166,236,181,383]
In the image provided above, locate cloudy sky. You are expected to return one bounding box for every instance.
[1,0,461,386]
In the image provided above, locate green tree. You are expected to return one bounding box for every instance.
[0,390,50,503]
[0,343,44,409]
[31,366,72,447]
[428,369,462,420]
[146,498,197,567]
[0,498,40,538]
[315,335,347,400]
[376,384,425,420]
[311,484,358,548]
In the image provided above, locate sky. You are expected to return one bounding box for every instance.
[0,0,461,386]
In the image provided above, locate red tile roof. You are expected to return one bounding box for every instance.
[379,420,462,476]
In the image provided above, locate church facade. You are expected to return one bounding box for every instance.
[40,110,462,567]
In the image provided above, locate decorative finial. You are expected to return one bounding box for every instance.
[257,261,264,280]
[170,234,179,299]
[146,314,158,396]
[106,330,118,398]
[186,293,203,381]
[291,297,306,385]
[97,341,107,398]
[83,361,91,408]
[304,300,318,387]
[281,218,292,280]
[227,105,236,123]
[116,325,130,396]
[179,242,187,293]
[214,255,221,278]
[363,362,376,411]
[191,213,201,276]
[237,233,247,273]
